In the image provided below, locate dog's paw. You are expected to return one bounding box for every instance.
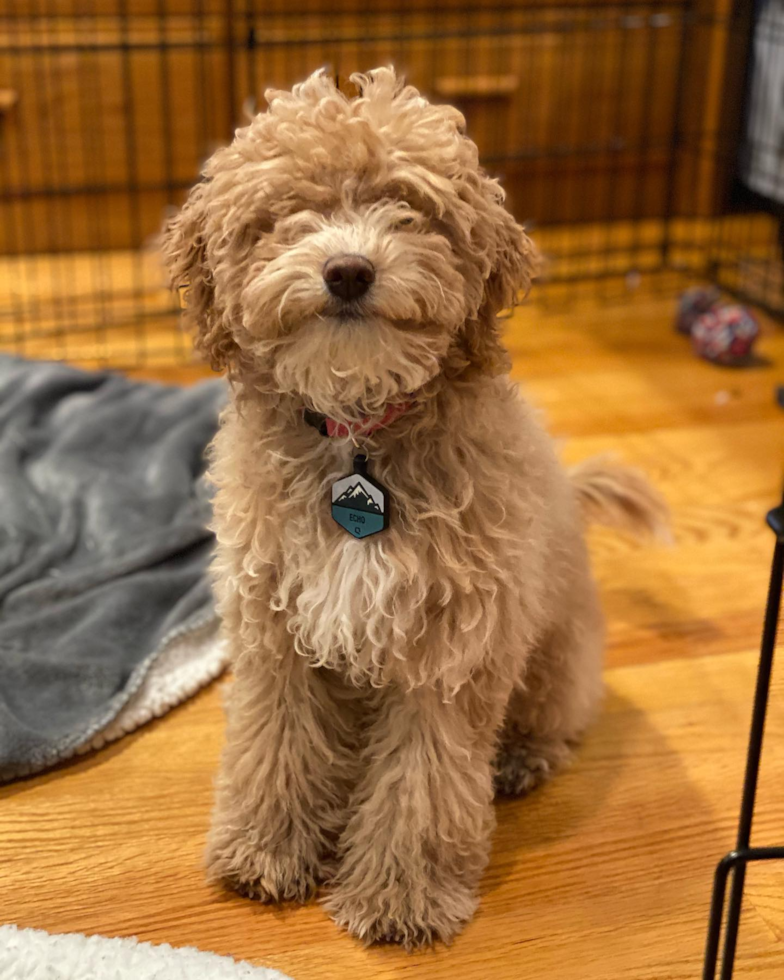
[206,830,327,904]
[493,734,573,798]
[324,876,477,948]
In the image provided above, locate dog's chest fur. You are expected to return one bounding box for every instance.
[213,390,552,692]
[268,443,542,691]
[270,452,436,686]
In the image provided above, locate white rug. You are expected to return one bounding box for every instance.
[0,925,292,980]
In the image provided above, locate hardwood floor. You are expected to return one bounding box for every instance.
[1,293,783,979]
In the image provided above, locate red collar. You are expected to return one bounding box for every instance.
[303,400,412,439]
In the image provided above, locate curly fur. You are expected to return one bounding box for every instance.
[161,68,667,948]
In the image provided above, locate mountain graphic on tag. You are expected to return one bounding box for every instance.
[331,464,389,539]
[334,483,383,513]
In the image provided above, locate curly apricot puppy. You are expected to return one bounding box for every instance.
[162,68,667,947]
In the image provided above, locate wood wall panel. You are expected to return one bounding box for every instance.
[0,11,228,252]
[235,6,687,224]
[0,2,735,254]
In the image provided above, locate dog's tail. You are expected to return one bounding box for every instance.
[569,456,671,542]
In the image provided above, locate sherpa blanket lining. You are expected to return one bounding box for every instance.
[0,356,227,782]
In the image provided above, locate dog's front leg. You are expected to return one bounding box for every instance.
[205,624,358,903]
[325,679,505,947]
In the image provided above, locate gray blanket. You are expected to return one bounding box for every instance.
[0,357,226,782]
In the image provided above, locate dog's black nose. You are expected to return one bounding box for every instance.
[323,255,375,302]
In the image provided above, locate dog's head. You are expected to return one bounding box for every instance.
[162,68,537,421]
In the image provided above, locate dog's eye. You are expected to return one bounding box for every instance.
[396,215,416,228]
[238,212,275,245]
[253,216,275,239]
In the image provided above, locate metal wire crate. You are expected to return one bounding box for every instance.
[0,0,781,369]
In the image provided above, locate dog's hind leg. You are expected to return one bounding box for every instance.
[494,567,605,798]
[205,621,361,903]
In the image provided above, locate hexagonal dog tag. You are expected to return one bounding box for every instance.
[331,454,389,539]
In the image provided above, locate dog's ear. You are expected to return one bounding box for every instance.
[458,181,539,376]
[481,206,539,320]
[161,182,238,371]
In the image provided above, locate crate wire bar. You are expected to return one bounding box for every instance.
[702,498,784,980]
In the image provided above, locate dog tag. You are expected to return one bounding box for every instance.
[331,454,389,539]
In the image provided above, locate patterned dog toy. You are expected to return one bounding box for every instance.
[690,304,760,366]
